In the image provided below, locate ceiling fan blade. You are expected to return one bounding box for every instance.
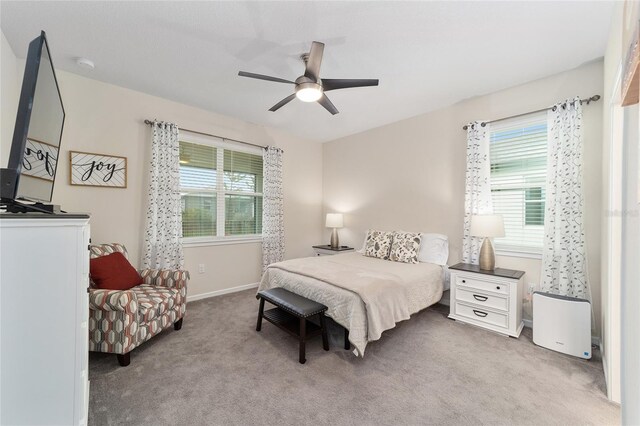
[304,41,324,82]
[238,71,294,84]
[317,94,339,115]
[322,78,379,92]
[269,93,297,112]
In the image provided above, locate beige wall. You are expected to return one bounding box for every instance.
[1,30,19,161]
[0,54,323,298]
[323,61,604,332]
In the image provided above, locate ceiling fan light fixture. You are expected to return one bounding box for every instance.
[295,82,323,102]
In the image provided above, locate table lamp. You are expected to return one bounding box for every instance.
[325,213,344,249]
[470,214,505,270]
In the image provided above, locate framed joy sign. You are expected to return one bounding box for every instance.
[69,150,127,188]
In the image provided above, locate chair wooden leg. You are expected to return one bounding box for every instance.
[320,314,329,351]
[117,352,130,367]
[344,327,350,350]
[299,318,306,364]
[174,318,183,331]
[256,298,265,331]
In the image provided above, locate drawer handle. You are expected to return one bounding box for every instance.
[473,294,488,302]
[473,309,488,318]
[462,279,466,283]
[496,286,501,290]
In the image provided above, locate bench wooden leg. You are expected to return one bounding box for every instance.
[299,318,306,364]
[319,314,329,351]
[344,327,350,350]
[256,298,265,332]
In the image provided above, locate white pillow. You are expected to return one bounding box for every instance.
[356,234,368,254]
[418,233,449,265]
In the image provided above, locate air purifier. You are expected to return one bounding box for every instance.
[532,292,591,359]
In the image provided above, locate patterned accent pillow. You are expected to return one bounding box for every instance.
[364,230,394,260]
[389,232,422,264]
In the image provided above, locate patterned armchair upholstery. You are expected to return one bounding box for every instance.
[88,243,189,366]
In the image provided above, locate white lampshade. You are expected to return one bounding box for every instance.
[470,214,505,238]
[325,213,344,228]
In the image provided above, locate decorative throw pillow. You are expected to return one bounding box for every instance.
[90,252,143,291]
[389,231,422,264]
[417,233,449,265]
[364,229,394,260]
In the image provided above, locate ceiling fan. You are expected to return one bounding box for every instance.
[238,41,379,115]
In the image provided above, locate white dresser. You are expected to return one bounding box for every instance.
[0,213,90,426]
[448,263,525,338]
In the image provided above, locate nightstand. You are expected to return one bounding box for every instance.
[312,245,354,256]
[448,263,525,338]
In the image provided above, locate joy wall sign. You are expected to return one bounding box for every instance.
[69,151,127,188]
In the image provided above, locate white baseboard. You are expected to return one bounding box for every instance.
[522,318,600,346]
[189,282,259,302]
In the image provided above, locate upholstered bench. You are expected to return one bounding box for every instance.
[256,288,329,364]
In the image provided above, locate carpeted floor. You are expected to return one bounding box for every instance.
[89,289,619,425]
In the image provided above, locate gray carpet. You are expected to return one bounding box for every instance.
[89,289,619,425]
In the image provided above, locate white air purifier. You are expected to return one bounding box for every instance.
[532,292,591,359]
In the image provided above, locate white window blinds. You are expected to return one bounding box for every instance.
[179,138,263,240]
[223,150,263,236]
[180,142,217,238]
[490,112,547,254]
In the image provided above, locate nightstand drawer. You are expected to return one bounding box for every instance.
[456,287,508,312]
[455,303,508,329]
[455,276,509,296]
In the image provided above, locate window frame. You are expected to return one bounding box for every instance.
[179,131,264,247]
[489,112,548,259]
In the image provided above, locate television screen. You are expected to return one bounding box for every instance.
[9,32,65,203]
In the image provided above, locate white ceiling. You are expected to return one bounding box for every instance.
[1,1,614,142]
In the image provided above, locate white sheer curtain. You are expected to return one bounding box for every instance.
[541,98,589,299]
[142,121,184,270]
[262,146,284,271]
[462,121,493,264]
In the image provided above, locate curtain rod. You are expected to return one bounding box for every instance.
[143,119,268,150]
[461,95,601,131]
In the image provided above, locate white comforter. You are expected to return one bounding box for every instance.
[258,252,444,356]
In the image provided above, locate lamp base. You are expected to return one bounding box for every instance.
[330,228,340,249]
[479,238,495,271]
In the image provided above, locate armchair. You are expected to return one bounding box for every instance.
[88,243,189,366]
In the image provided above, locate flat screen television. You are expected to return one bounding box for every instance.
[0,31,65,213]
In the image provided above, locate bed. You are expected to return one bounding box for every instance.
[258,251,446,357]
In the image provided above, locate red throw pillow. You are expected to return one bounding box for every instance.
[90,252,143,291]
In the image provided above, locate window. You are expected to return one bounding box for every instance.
[179,135,263,242]
[490,112,547,255]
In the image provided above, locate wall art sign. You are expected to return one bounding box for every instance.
[69,150,127,188]
[22,138,59,182]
